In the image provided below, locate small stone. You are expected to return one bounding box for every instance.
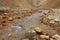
[55,18,59,22]
[4,13,7,15]
[47,16,52,19]
[8,33,11,37]
[40,35,49,39]
[34,27,42,33]
[52,34,60,40]
[23,38,29,40]
[8,17,13,21]
[43,33,48,36]
[31,30,36,34]
[50,38,54,40]
[49,20,55,24]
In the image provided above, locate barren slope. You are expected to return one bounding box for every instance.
[0,0,60,9]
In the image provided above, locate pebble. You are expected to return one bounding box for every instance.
[8,17,13,21]
[55,18,59,22]
[52,34,60,40]
[34,27,42,33]
[40,35,49,39]
[49,20,55,24]
[4,13,7,15]
[50,38,54,40]
[23,38,29,40]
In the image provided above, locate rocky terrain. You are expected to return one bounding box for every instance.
[0,0,60,40]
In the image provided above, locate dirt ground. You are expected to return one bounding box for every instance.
[0,0,60,40]
[0,0,60,9]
